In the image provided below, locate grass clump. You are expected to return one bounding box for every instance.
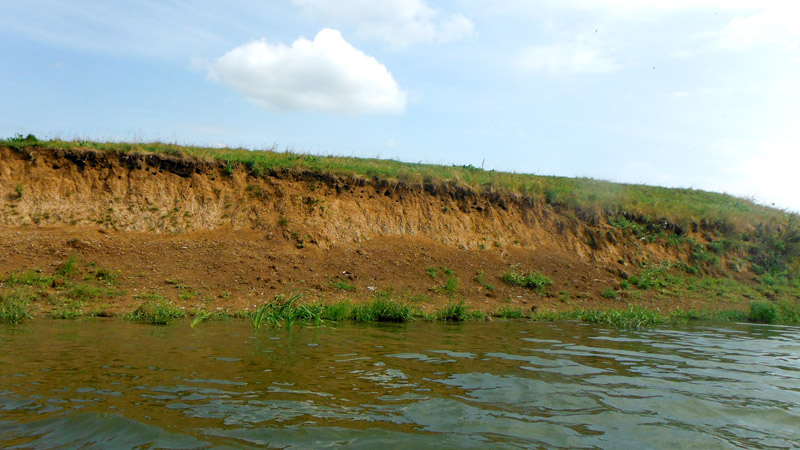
[745,300,800,324]
[579,306,665,328]
[600,287,618,299]
[331,279,357,292]
[501,265,552,294]
[126,300,185,325]
[57,254,79,277]
[437,300,470,321]
[352,297,412,322]
[0,291,33,324]
[493,305,525,319]
[4,270,55,288]
[473,270,495,290]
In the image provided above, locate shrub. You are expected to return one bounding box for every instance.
[748,301,778,324]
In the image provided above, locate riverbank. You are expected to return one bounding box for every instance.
[1,137,798,325]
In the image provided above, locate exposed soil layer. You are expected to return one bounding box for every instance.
[0,145,755,316]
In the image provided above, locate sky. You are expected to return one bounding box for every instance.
[2,0,799,212]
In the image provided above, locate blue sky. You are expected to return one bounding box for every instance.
[2,0,799,211]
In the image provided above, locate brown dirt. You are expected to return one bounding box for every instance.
[0,145,747,316]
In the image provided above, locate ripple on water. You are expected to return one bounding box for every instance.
[1,320,799,449]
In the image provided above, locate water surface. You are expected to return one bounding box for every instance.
[1,319,799,449]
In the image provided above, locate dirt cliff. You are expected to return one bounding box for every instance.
[0,144,755,316]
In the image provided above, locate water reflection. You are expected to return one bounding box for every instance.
[1,319,799,449]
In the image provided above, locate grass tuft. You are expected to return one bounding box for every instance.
[0,290,34,324]
[126,300,185,325]
[501,265,552,294]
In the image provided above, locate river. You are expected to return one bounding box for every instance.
[1,319,799,449]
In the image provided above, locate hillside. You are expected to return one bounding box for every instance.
[1,136,798,322]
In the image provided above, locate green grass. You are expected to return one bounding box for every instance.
[65,283,123,302]
[126,300,185,325]
[473,270,496,290]
[331,280,357,292]
[493,305,525,319]
[4,270,55,288]
[352,297,412,322]
[436,300,471,321]
[501,265,552,294]
[600,287,618,299]
[57,254,79,277]
[0,290,34,323]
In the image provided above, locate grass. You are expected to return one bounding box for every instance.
[57,254,79,277]
[125,300,185,325]
[0,290,34,323]
[473,270,496,290]
[427,266,459,296]
[436,300,471,321]
[331,279,357,292]
[501,265,552,294]
[493,305,525,319]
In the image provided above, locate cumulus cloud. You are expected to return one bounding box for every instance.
[208,29,406,115]
[292,0,474,48]
[516,40,619,75]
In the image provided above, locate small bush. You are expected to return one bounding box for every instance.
[748,301,778,324]
[126,300,185,325]
[501,265,552,294]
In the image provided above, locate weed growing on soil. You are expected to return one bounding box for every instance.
[501,265,552,294]
[427,266,459,296]
[51,299,83,319]
[744,300,800,324]
[331,280,356,292]
[352,297,411,322]
[0,290,33,323]
[437,300,470,321]
[57,254,79,277]
[601,287,618,299]
[126,300,185,325]
[4,270,54,288]
[474,270,495,290]
[579,306,665,328]
[493,305,524,319]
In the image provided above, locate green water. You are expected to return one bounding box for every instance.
[1,319,799,449]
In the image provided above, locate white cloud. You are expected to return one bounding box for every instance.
[208,29,407,115]
[292,0,474,48]
[716,3,800,50]
[517,40,618,75]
